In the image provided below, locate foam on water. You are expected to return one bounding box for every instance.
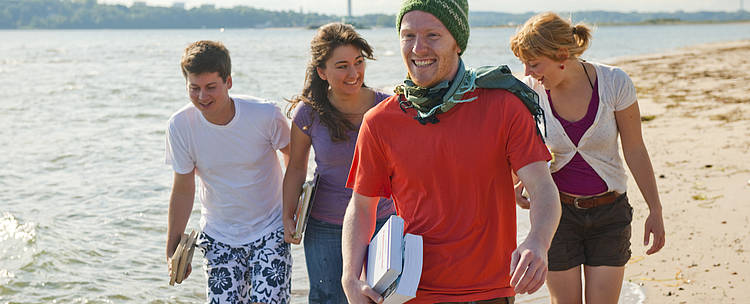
[0,212,37,288]
[0,212,35,243]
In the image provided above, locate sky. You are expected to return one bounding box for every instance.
[99,0,746,15]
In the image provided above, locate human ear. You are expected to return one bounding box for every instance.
[316,67,327,81]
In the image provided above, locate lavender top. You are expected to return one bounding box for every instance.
[547,79,609,196]
[292,91,395,225]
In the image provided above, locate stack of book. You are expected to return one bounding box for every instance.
[366,215,423,303]
[293,175,319,240]
[169,229,198,286]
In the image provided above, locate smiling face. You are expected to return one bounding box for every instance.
[399,10,461,88]
[523,56,564,89]
[316,44,366,98]
[186,71,234,125]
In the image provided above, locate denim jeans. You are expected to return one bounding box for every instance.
[303,216,391,304]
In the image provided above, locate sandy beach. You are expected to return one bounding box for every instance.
[609,40,750,303]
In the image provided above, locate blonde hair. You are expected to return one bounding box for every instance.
[509,12,592,62]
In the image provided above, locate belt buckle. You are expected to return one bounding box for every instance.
[573,197,589,209]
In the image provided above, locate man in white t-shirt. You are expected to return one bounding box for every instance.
[164,40,291,304]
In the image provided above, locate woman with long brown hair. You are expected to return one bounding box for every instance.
[281,22,394,303]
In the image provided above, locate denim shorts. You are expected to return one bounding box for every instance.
[548,193,633,271]
[196,227,291,304]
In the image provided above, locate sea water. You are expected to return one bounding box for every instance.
[2,23,750,303]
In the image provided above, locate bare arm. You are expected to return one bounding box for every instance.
[279,143,291,168]
[281,124,311,244]
[510,161,560,294]
[512,170,531,209]
[615,101,665,255]
[166,170,196,277]
[341,192,383,304]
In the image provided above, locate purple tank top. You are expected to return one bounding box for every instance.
[292,91,395,225]
[547,79,609,195]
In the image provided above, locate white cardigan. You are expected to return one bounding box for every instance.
[522,62,637,194]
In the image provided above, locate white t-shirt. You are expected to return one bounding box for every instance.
[165,95,290,245]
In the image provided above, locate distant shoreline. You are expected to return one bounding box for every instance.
[476,19,750,28]
[2,20,750,31]
[3,0,749,30]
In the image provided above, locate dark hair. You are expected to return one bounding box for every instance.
[287,22,374,142]
[180,40,231,82]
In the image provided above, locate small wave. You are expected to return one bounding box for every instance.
[47,57,75,64]
[0,212,36,243]
[50,154,76,163]
[134,113,162,119]
[0,212,37,287]
[0,269,15,286]
[45,48,65,54]
[622,281,646,304]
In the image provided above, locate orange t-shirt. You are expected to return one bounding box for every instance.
[347,88,551,303]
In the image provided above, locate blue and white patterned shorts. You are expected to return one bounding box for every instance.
[196,227,291,304]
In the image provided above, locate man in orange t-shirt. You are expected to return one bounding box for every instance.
[341,1,562,303]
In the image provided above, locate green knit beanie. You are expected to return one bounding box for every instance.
[396,0,470,55]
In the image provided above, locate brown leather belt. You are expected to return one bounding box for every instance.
[560,191,619,209]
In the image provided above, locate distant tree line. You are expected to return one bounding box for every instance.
[1,0,749,29]
[0,0,344,29]
[470,10,750,26]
